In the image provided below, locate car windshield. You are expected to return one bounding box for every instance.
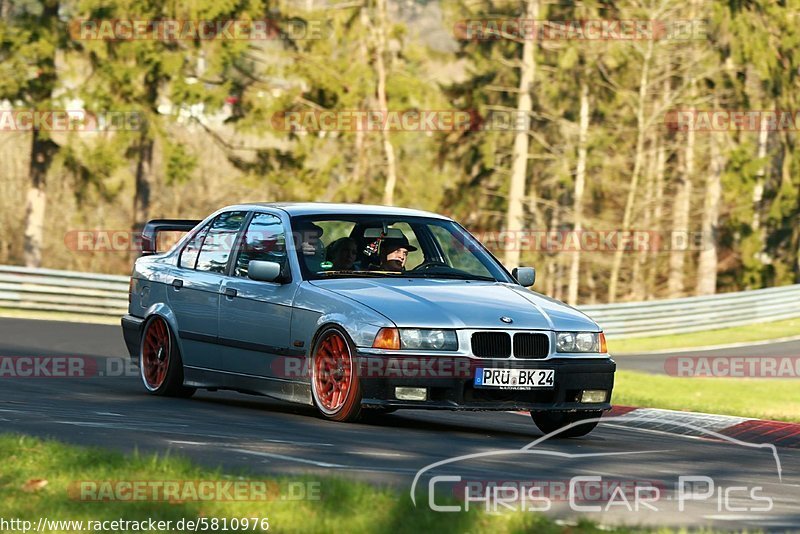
[290,215,513,283]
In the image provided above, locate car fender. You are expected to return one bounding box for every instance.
[292,282,395,351]
[141,302,185,358]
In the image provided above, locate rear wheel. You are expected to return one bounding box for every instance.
[531,410,601,438]
[311,327,362,422]
[139,315,195,398]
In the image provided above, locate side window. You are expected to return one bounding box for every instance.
[195,211,247,274]
[179,224,210,269]
[234,213,288,278]
[428,224,493,277]
[388,222,424,269]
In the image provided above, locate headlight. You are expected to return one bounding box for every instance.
[399,329,458,351]
[556,332,605,353]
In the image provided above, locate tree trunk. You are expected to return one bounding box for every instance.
[567,79,589,305]
[751,110,770,233]
[23,129,58,267]
[667,103,694,298]
[632,131,657,301]
[504,0,538,269]
[646,77,670,299]
[586,262,597,304]
[133,126,155,231]
[696,131,724,295]
[608,39,653,303]
[22,0,60,268]
[545,202,560,298]
[374,0,397,206]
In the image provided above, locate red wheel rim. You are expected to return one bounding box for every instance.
[313,332,353,414]
[141,317,170,390]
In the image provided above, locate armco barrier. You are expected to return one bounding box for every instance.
[0,265,798,338]
[0,265,128,317]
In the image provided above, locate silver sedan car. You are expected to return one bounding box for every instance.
[122,203,615,437]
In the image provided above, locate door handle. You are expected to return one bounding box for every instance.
[172,278,183,289]
[224,287,237,299]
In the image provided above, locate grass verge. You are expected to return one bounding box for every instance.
[0,434,651,534]
[608,317,800,354]
[612,370,800,422]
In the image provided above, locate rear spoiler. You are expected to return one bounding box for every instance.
[141,219,202,256]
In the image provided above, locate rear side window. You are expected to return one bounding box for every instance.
[179,224,210,269]
[234,213,288,278]
[195,211,248,273]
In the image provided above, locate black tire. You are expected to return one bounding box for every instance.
[310,326,362,422]
[531,410,602,438]
[139,315,196,398]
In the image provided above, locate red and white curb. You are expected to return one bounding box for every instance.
[513,406,800,448]
[604,406,800,448]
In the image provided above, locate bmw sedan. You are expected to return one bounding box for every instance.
[121,203,615,437]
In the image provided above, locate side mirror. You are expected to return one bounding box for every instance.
[248,260,282,283]
[512,267,535,287]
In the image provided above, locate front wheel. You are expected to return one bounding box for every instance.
[310,327,362,422]
[531,410,602,438]
[139,315,195,398]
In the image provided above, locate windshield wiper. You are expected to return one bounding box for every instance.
[405,272,496,282]
[314,270,402,278]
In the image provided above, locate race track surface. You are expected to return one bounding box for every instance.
[614,338,800,375]
[1,317,798,530]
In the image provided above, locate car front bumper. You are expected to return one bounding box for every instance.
[356,353,615,412]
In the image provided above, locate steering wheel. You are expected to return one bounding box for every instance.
[411,260,449,271]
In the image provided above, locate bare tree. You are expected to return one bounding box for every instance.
[608,39,653,303]
[567,78,589,305]
[667,87,694,298]
[696,130,724,295]
[374,0,398,206]
[504,0,538,268]
[23,129,58,267]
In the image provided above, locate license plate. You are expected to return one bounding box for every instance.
[474,368,554,390]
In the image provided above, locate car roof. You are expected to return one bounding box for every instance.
[226,202,452,220]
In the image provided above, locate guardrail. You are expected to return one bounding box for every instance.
[0,265,129,318]
[0,265,798,338]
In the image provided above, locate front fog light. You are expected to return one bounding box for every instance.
[395,387,427,401]
[580,390,607,403]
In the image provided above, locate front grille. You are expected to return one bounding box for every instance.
[513,333,550,359]
[471,332,511,358]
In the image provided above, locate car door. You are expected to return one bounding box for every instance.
[168,210,248,371]
[218,212,299,383]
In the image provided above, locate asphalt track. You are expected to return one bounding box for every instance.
[1,317,799,531]
[615,338,800,375]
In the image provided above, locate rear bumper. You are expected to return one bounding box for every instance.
[356,353,615,412]
[121,314,144,362]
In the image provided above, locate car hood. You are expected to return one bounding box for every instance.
[309,278,600,331]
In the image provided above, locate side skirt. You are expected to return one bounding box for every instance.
[184,366,312,406]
